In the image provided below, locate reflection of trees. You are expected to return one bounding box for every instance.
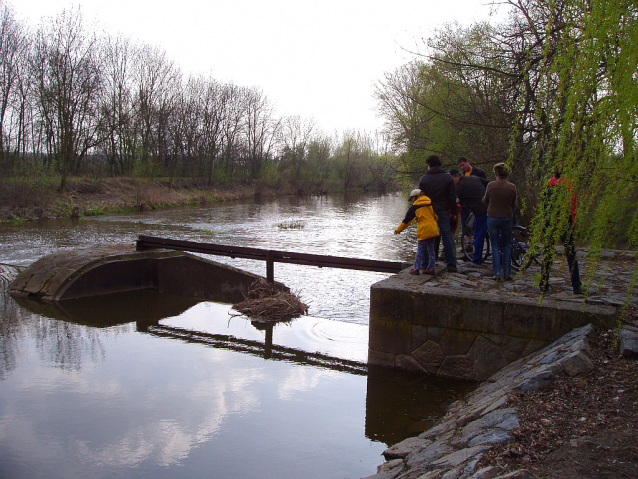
[0,265,23,380]
[0,264,115,376]
[34,319,107,372]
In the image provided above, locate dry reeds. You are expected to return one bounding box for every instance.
[232,279,309,321]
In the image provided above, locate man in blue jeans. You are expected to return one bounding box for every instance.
[482,163,517,280]
[419,155,458,272]
[450,169,488,264]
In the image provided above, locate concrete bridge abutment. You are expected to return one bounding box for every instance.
[368,270,618,381]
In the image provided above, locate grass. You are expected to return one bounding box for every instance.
[278,221,304,230]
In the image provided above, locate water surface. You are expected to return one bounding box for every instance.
[0,193,473,478]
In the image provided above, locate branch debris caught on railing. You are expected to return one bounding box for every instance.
[232,279,309,321]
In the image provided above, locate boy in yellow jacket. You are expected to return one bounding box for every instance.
[395,189,440,275]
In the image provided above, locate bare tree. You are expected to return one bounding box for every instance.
[242,87,280,180]
[132,43,181,176]
[100,33,138,175]
[0,1,30,165]
[278,114,315,186]
[31,7,107,191]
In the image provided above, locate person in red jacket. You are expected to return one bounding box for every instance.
[539,172,583,294]
[395,189,440,275]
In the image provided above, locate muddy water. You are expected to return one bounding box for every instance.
[0,193,473,479]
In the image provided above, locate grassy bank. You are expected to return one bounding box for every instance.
[0,176,320,224]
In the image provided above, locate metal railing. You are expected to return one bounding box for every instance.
[136,235,409,282]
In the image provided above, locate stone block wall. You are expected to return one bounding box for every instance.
[368,274,617,381]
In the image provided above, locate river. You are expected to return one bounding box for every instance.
[0,192,473,479]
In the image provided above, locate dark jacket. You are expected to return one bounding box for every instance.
[418,167,457,215]
[463,166,488,186]
[470,166,487,181]
[455,175,487,217]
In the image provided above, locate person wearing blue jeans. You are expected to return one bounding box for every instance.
[450,170,488,264]
[487,216,513,278]
[418,155,458,272]
[436,212,456,269]
[482,163,517,280]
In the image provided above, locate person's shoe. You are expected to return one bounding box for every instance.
[503,275,512,281]
[409,269,420,275]
[470,262,482,267]
[573,287,584,294]
[489,275,501,281]
[447,265,458,273]
[422,268,435,275]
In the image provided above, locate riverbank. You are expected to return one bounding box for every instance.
[364,318,638,479]
[0,176,344,224]
[364,254,637,478]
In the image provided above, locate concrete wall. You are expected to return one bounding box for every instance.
[9,245,281,304]
[368,274,617,381]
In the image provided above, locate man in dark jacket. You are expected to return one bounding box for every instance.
[451,169,488,265]
[418,155,458,272]
[457,157,488,185]
[457,157,488,235]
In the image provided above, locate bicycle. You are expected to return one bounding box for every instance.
[511,225,542,271]
[460,213,540,270]
[460,212,490,263]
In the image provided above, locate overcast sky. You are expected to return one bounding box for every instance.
[12,0,505,134]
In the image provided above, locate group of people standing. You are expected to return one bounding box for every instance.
[395,155,583,294]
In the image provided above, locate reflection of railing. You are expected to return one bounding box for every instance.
[147,324,368,376]
[136,235,409,282]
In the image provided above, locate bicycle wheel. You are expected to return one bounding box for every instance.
[511,227,528,271]
[460,224,474,261]
[461,222,490,263]
[511,239,524,271]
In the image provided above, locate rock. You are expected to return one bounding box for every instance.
[559,349,595,376]
[413,340,446,375]
[419,418,458,441]
[493,470,540,479]
[406,439,455,469]
[453,408,519,448]
[396,354,427,373]
[430,445,490,470]
[513,367,556,392]
[362,459,407,479]
[471,336,509,381]
[470,466,499,478]
[619,324,638,359]
[467,429,513,447]
[384,437,432,460]
[437,355,478,381]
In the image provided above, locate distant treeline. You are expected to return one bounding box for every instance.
[0,2,398,194]
[2,0,638,249]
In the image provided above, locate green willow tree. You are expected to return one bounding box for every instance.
[515,0,638,258]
